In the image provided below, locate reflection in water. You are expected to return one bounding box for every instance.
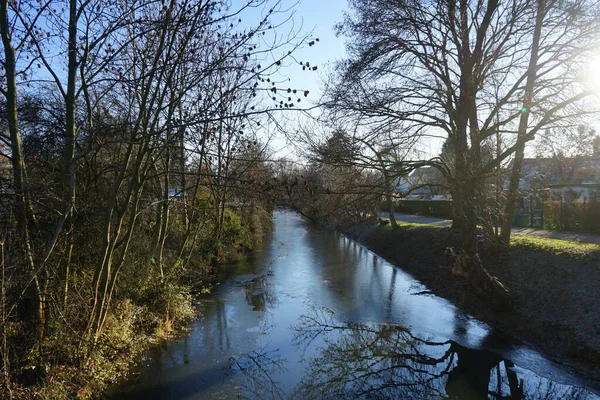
[243,272,274,312]
[233,347,287,399]
[115,212,599,399]
[290,305,594,400]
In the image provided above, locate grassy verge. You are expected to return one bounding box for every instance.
[381,216,599,255]
[378,218,449,230]
[510,235,599,256]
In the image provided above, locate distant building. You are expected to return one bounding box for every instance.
[517,157,600,200]
[395,157,600,202]
[395,167,449,199]
[168,188,184,198]
[546,183,599,201]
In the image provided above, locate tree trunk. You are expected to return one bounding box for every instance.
[0,0,43,334]
[381,168,397,229]
[450,186,465,230]
[500,0,545,245]
[157,144,171,282]
[456,169,478,256]
[446,0,511,309]
[386,192,397,229]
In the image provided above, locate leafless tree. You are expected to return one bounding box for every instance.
[329,0,600,303]
[0,0,322,390]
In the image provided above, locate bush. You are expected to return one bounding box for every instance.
[222,208,247,245]
[136,280,195,336]
[393,200,454,219]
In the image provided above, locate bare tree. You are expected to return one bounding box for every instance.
[0,0,47,336]
[0,0,322,391]
[84,0,319,341]
[329,0,600,304]
[301,121,420,227]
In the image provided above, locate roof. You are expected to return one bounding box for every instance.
[395,167,440,192]
[517,157,600,190]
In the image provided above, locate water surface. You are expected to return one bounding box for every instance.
[115,211,599,399]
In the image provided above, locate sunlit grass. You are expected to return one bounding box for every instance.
[378,216,599,255]
[377,217,448,230]
[510,235,599,256]
[397,221,448,229]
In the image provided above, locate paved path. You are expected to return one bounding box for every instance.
[380,212,600,245]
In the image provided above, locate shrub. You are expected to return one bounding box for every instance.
[393,200,454,219]
[136,280,195,336]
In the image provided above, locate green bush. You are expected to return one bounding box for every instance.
[393,200,454,219]
[222,208,245,242]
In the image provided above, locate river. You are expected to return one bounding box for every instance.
[114,210,599,399]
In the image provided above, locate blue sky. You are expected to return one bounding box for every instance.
[240,1,451,159]
[237,0,351,157]
[237,0,349,98]
[277,0,348,99]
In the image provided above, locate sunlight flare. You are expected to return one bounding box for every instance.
[586,54,600,92]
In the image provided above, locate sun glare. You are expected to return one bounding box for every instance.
[586,55,600,92]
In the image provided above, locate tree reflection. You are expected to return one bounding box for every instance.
[233,347,286,399]
[290,306,596,399]
[243,273,274,312]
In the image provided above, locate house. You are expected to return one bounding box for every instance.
[547,183,599,201]
[395,167,449,199]
[517,157,600,200]
[514,158,600,230]
[395,157,600,202]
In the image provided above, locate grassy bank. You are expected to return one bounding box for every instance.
[4,208,273,400]
[341,220,600,384]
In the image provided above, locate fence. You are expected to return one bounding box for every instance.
[525,198,600,234]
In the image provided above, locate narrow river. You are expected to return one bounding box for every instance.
[114,211,599,399]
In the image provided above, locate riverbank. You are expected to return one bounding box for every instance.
[340,220,600,384]
[4,208,274,399]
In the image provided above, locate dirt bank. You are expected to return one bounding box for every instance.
[341,220,600,384]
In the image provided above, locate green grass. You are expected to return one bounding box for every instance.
[397,221,448,229]
[510,234,599,255]
[379,216,599,255]
[377,217,448,230]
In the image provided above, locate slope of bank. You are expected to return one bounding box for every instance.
[340,220,600,384]
[7,209,274,400]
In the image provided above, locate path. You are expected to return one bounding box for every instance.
[381,212,600,245]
